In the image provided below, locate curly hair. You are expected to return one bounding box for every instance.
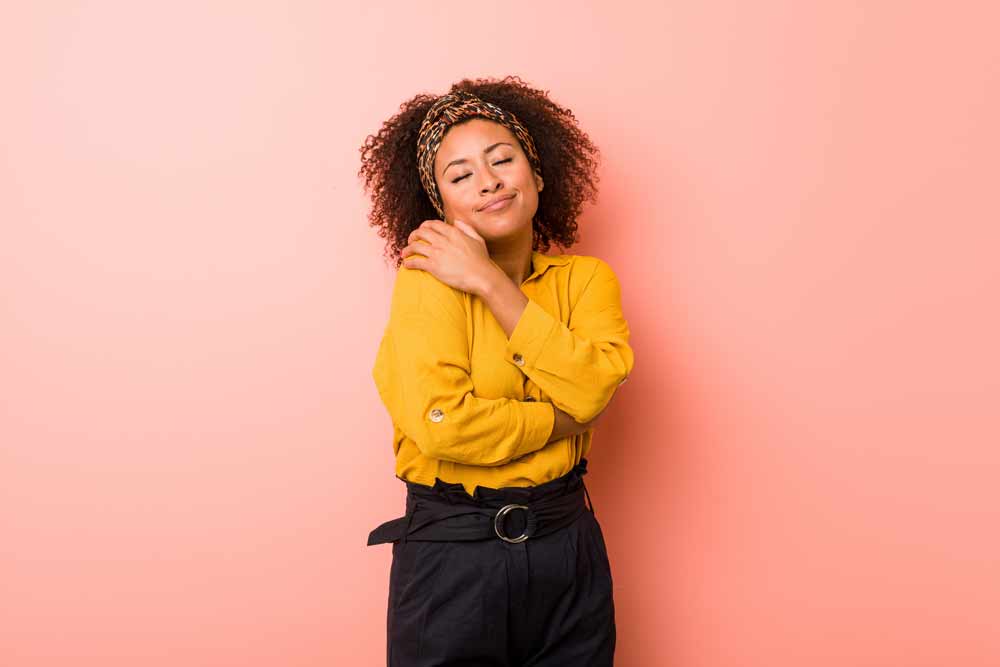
[358,75,601,268]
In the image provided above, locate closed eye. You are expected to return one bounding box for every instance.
[451,158,514,184]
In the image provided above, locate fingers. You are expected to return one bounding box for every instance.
[401,253,426,270]
[404,219,462,261]
[401,241,434,263]
[418,219,454,238]
[406,221,450,246]
[403,229,431,249]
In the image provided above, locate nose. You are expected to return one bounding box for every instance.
[478,169,503,195]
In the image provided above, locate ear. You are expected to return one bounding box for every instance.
[534,171,544,192]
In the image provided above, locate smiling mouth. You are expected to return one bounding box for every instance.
[479,195,516,212]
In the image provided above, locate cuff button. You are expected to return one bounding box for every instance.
[429,408,445,422]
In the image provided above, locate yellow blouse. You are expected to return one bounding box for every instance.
[372,250,635,496]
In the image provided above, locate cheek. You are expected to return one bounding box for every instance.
[440,189,478,217]
[517,171,540,196]
[516,168,540,192]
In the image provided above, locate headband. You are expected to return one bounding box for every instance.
[416,90,542,219]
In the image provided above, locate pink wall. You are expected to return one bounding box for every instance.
[2,2,998,665]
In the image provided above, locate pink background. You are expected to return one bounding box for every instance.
[3,2,998,665]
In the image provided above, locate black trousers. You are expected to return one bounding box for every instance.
[367,458,616,666]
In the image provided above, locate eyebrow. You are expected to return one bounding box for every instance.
[441,142,513,176]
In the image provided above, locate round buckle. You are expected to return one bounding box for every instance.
[494,503,533,543]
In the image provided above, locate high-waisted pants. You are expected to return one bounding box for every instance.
[366,457,616,666]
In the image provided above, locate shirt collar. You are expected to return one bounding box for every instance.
[526,250,572,283]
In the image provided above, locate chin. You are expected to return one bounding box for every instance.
[479,213,529,229]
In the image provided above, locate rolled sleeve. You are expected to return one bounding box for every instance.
[504,298,557,370]
[372,266,556,466]
[503,258,635,423]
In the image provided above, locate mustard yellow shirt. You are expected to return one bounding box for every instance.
[372,250,635,496]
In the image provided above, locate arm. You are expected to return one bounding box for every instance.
[371,266,556,466]
[480,257,635,424]
[547,404,599,443]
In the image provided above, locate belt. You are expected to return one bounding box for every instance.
[366,464,595,546]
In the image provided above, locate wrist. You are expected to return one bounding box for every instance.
[475,262,508,299]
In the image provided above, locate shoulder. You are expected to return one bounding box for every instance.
[559,254,621,286]
[552,253,617,273]
[560,255,624,306]
[389,265,468,321]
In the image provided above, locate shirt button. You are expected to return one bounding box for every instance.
[512,353,525,366]
[524,396,536,402]
[429,408,444,422]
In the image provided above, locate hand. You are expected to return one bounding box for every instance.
[548,400,613,443]
[400,219,497,295]
[582,402,611,431]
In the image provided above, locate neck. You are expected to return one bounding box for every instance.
[487,236,534,287]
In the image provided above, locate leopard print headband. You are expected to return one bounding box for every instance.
[416,90,542,219]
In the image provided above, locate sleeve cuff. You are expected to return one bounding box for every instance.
[505,298,556,371]
[516,400,556,455]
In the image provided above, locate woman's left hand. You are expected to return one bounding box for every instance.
[401,219,498,295]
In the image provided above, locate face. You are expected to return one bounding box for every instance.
[433,118,544,242]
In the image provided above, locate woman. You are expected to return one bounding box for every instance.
[360,75,635,666]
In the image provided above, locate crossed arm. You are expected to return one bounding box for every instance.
[480,259,623,442]
[371,258,633,466]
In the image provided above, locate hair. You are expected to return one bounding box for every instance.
[358,75,601,268]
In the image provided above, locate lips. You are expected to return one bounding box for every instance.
[478,194,516,212]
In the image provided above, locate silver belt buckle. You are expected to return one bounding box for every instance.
[494,503,533,543]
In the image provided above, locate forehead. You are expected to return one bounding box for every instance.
[436,118,519,163]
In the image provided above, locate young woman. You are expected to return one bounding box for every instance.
[360,75,635,666]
